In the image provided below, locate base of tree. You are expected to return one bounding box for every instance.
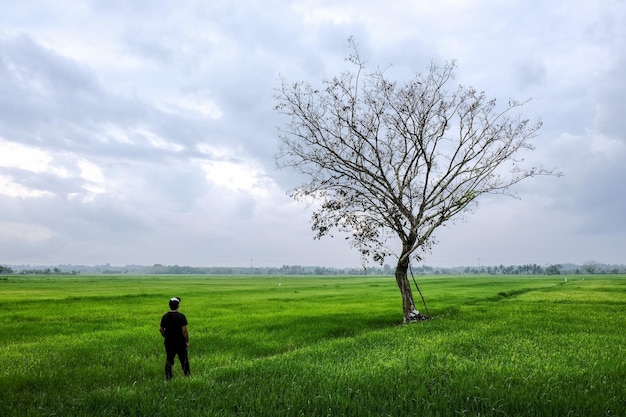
[405,309,430,323]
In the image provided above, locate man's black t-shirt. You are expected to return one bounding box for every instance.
[160,311,188,346]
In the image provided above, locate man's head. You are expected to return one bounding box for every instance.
[169,297,181,310]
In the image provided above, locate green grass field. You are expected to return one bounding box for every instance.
[0,274,624,416]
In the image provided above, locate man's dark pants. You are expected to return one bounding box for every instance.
[164,343,190,380]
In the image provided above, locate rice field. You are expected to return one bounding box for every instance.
[0,274,624,416]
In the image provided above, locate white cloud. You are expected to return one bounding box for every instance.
[0,0,624,267]
[172,98,224,119]
[201,160,271,198]
[0,138,66,176]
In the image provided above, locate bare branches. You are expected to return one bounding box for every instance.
[275,48,560,266]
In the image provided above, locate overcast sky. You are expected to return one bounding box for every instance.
[1,1,624,268]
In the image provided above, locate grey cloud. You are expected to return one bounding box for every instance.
[1,1,626,267]
[122,32,175,64]
[1,34,98,92]
[563,157,626,235]
[0,166,84,196]
[0,35,223,161]
[24,194,152,237]
[513,59,547,90]
[593,60,626,140]
[0,193,152,266]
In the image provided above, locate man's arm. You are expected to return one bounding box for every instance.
[182,325,189,349]
[159,326,165,337]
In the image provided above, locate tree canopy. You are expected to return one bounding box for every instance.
[275,41,559,321]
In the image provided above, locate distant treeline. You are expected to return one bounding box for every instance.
[0,266,80,275]
[2,261,626,276]
[144,264,386,276]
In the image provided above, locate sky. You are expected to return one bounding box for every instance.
[1,0,625,268]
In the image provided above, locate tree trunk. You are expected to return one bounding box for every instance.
[395,255,417,323]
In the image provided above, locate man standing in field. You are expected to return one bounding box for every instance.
[159,297,190,380]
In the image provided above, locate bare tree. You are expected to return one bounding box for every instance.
[275,42,560,322]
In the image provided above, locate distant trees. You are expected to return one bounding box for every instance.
[0,265,14,274]
[545,264,562,275]
[2,262,624,276]
[0,267,79,275]
[138,262,625,276]
[582,261,599,274]
[463,264,557,275]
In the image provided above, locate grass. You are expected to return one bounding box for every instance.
[0,274,624,416]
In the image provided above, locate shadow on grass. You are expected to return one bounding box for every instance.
[197,311,399,362]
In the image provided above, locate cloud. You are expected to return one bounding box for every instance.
[0,0,625,267]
